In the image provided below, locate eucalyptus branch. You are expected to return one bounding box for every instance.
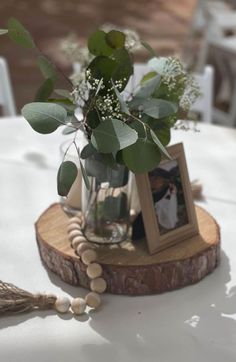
[36,45,73,87]
[125,112,148,140]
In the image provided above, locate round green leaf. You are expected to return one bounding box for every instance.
[57,161,78,196]
[88,56,117,82]
[80,142,97,159]
[143,98,177,119]
[21,102,67,134]
[7,17,35,48]
[112,48,133,90]
[135,74,161,99]
[106,30,126,49]
[122,139,161,173]
[88,30,113,56]
[91,119,138,153]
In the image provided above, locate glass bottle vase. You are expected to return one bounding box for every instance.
[83,154,130,244]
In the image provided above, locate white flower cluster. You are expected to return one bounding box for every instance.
[161,57,187,95]
[96,88,122,120]
[70,70,88,104]
[180,75,201,112]
[86,69,105,92]
[149,56,201,112]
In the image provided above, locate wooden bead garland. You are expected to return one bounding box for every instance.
[90,278,107,293]
[71,298,86,315]
[0,212,106,318]
[76,242,91,255]
[86,263,103,279]
[67,223,82,233]
[54,296,71,313]
[66,213,107,312]
[81,249,97,265]
[85,292,101,309]
[72,236,87,249]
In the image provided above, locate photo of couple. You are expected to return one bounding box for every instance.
[149,159,188,235]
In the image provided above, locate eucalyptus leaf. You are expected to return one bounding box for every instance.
[122,139,161,173]
[106,30,125,49]
[141,40,157,57]
[112,48,133,90]
[57,161,78,196]
[37,55,57,82]
[112,80,130,115]
[128,96,144,111]
[88,30,113,56]
[95,79,104,95]
[143,98,177,119]
[62,126,77,135]
[86,109,100,129]
[21,102,67,134]
[146,117,171,146]
[0,29,8,35]
[129,120,146,138]
[55,89,72,100]
[35,78,54,102]
[80,142,97,159]
[155,125,171,146]
[88,56,117,82]
[140,71,158,85]
[47,98,76,115]
[91,118,138,153]
[79,160,90,190]
[134,74,161,99]
[150,129,171,159]
[7,18,35,48]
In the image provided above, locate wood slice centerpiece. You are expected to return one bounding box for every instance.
[36,203,220,296]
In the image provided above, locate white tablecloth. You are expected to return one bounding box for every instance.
[0,117,236,362]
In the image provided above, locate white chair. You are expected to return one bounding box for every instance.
[0,57,16,116]
[191,65,214,123]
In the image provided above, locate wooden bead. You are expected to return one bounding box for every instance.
[67,223,81,233]
[90,278,107,293]
[81,249,97,265]
[54,296,71,313]
[68,216,82,225]
[68,229,83,241]
[76,242,92,256]
[71,298,86,315]
[86,263,102,279]
[71,236,87,249]
[85,292,101,309]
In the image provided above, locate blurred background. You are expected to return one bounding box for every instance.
[1,0,236,126]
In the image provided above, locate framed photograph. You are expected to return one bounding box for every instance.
[135,143,199,254]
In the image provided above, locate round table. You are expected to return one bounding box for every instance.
[0,117,235,362]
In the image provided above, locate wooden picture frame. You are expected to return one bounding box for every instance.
[135,143,199,254]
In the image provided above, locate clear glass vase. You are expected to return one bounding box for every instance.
[83,154,130,244]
